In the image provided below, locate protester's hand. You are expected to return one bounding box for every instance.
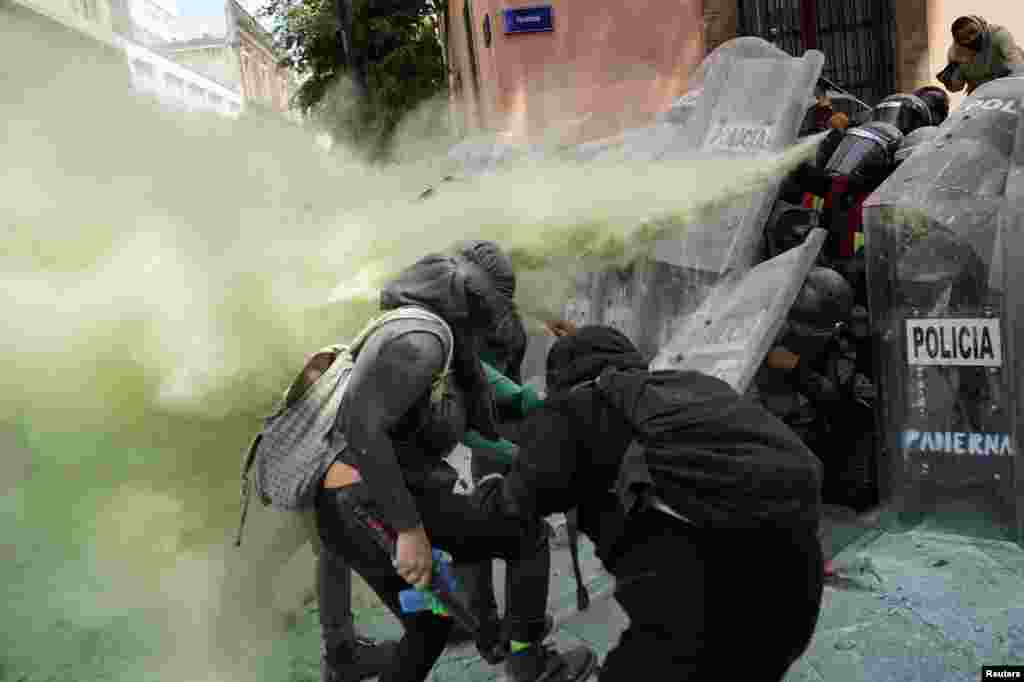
[765,348,800,372]
[544,319,578,338]
[395,525,433,589]
[471,473,509,516]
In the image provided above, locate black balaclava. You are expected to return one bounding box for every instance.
[379,254,502,439]
[484,309,528,383]
[546,325,648,395]
[455,240,526,381]
[455,240,517,301]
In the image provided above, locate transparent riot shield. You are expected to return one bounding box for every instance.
[999,204,1024,546]
[650,228,827,393]
[863,76,1022,545]
[565,37,825,360]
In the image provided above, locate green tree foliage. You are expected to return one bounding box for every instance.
[262,0,449,161]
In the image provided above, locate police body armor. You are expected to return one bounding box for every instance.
[757,266,878,509]
[818,121,903,263]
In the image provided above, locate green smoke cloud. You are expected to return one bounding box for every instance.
[0,12,815,681]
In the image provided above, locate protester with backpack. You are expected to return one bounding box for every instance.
[472,325,825,681]
[242,245,597,682]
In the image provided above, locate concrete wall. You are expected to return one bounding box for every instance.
[893,0,932,92]
[448,0,704,143]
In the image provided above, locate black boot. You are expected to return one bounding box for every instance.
[476,612,557,664]
[322,636,399,682]
[504,642,598,682]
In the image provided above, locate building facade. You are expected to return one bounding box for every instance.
[126,0,179,45]
[123,38,243,116]
[447,0,1023,143]
[159,0,291,114]
[726,0,1023,109]
[446,0,706,144]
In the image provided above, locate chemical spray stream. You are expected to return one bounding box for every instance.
[0,17,816,682]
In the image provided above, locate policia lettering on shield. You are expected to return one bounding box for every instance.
[906,319,1000,366]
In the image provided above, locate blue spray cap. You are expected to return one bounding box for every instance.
[399,589,430,613]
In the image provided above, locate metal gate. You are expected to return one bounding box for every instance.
[738,0,896,105]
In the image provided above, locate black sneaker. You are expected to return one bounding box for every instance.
[447,613,505,664]
[504,642,598,682]
[323,636,399,682]
[449,614,557,665]
[447,619,477,646]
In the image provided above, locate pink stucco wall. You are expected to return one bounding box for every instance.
[449,0,704,143]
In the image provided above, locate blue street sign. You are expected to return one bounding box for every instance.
[503,6,554,34]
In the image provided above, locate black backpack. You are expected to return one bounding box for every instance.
[586,367,823,558]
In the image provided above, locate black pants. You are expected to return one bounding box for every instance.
[450,447,514,621]
[315,480,551,682]
[599,512,824,682]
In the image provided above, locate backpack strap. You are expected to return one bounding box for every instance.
[564,508,589,612]
[343,306,456,406]
[592,370,695,560]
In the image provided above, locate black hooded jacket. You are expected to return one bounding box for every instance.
[335,254,507,531]
[493,327,823,571]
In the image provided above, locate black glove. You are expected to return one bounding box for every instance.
[936,62,964,92]
[471,473,507,516]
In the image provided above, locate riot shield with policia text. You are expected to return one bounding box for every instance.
[863,76,1023,545]
[563,38,825,362]
[651,228,827,394]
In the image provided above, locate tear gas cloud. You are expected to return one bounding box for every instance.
[0,16,816,682]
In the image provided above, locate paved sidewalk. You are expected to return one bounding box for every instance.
[280,504,1024,682]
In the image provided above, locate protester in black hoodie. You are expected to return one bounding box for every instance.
[313,250,596,682]
[474,326,825,681]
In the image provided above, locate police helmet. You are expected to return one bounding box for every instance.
[872,93,935,134]
[824,121,904,182]
[789,267,856,333]
[913,86,950,126]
